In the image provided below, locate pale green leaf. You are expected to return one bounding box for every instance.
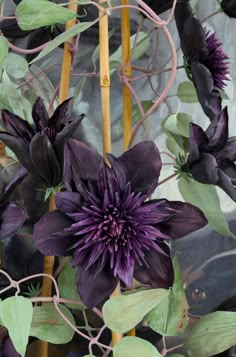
[144,257,189,336]
[0,37,9,67]
[178,178,234,237]
[0,296,33,356]
[2,53,28,79]
[30,303,75,344]
[16,0,76,30]
[58,259,85,310]
[30,21,94,63]
[163,113,192,138]
[185,311,236,356]
[177,81,198,103]
[113,337,162,357]
[103,288,168,333]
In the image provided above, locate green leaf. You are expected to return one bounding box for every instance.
[58,259,85,310]
[144,257,189,336]
[0,296,33,356]
[0,37,9,67]
[178,177,234,237]
[163,113,192,138]
[103,288,168,333]
[109,32,150,74]
[0,72,33,122]
[84,355,96,357]
[113,337,162,357]
[16,0,76,30]
[177,81,198,103]
[2,53,28,79]
[30,303,75,344]
[161,113,191,157]
[185,311,236,356]
[30,21,94,64]
[169,355,185,357]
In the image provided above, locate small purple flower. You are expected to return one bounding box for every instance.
[221,0,236,18]
[0,167,28,240]
[182,107,236,201]
[175,1,230,120]
[0,98,84,188]
[33,140,207,308]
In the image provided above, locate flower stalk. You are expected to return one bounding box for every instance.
[38,1,78,356]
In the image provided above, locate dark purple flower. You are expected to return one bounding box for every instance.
[182,106,236,201]
[221,0,236,18]
[0,167,27,240]
[175,1,230,120]
[33,140,207,308]
[0,98,84,188]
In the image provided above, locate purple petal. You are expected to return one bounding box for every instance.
[158,201,207,239]
[206,107,229,152]
[191,62,222,120]
[189,153,219,184]
[187,124,208,165]
[55,192,82,214]
[119,141,162,194]
[134,242,174,288]
[0,202,27,240]
[1,167,28,203]
[48,97,74,128]
[220,160,236,184]
[174,1,193,38]
[54,113,84,166]
[30,133,61,187]
[216,137,236,162]
[0,132,35,174]
[1,110,34,141]
[106,154,129,191]
[76,265,118,308]
[181,16,208,61]
[33,210,76,256]
[32,97,49,131]
[217,169,236,202]
[64,139,102,192]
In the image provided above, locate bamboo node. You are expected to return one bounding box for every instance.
[101,76,110,86]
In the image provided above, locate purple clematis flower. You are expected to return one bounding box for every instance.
[175,1,230,120]
[221,0,236,18]
[0,167,27,240]
[182,107,236,201]
[33,140,207,308]
[0,98,84,188]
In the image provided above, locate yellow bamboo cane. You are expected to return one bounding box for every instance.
[121,0,132,151]
[121,0,135,337]
[38,2,78,356]
[99,0,122,346]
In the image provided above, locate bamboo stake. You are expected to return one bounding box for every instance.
[121,0,132,151]
[99,0,122,346]
[121,0,135,337]
[38,2,78,356]
[99,3,111,157]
